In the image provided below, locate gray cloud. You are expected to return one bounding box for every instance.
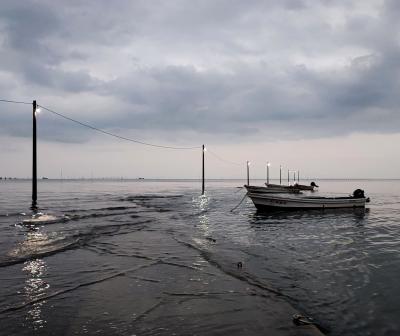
[0,0,399,145]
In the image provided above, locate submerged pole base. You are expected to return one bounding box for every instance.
[30,201,38,212]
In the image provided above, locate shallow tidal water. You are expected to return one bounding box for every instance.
[0,179,399,336]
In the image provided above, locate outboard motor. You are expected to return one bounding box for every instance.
[353,189,365,198]
[310,181,319,188]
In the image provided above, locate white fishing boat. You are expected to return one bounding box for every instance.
[247,189,369,211]
[245,185,301,194]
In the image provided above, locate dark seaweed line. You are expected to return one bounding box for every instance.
[131,299,165,322]
[85,244,156,261]
[61,206,137,214]
[172,235,327,335]
[64,210,142,222]
[85,244,217,277]
[0,262,158,315]
[162,290,249,297]
[172,236,289,299]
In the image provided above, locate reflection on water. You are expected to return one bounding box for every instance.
[193,194,211,242]
[21,232,50,330]
[195,194,209,212]
[251,207,369,222]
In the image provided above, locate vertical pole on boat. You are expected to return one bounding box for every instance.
[279,165,282,185]
[202,144,205,195]
[246,161,250,186]
[266,162,270,185]
[31,100,37,210]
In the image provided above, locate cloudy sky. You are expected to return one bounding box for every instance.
[0,0,399,179]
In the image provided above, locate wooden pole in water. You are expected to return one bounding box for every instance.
[266,162,270,185]
[246,161,250,186]
[31,100,37,210]
[287,169,289,185]
[298,170,300,183]
[202,144,205,195]
[279,165,282,185]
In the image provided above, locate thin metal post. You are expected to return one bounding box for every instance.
[287,169,289,185]
[31,100,37,210]
[267,162,270,185]
[202,144,205,195]
[246,161,250,186]
[279,165,282,185]
[298,170,300,183]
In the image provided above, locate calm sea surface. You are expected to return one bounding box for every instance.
[0,179,399,336]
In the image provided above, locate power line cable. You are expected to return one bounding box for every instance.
[0,99,32,105]
[207,148,242,166]
[37,104,201,150]
[1,98,249,161]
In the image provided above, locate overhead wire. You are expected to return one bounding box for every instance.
[0,98,249,162]
[37,104,201,150]
[206,148,242,166]
[0,99,32,105]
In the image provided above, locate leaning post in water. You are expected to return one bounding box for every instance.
[31,100,37,210]
[202,144,205,195]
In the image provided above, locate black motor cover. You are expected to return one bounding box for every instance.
[353,189,365,198]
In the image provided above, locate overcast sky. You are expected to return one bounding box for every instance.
[0,0,399,179]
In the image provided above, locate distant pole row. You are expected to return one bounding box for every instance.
[246,162,301,187]
[1,99,305,208]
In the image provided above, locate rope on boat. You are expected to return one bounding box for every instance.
[230,192,248,212]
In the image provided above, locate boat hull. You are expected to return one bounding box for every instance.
[248,192,366,211]
[293,184,314,191]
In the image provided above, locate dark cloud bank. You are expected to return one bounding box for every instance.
[1,0,399,143]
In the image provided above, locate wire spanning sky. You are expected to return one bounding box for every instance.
[0,0,399,179]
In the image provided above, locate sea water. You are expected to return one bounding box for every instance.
[0,179,399,335]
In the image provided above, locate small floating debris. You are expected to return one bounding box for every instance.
[292,314,327,333]
[293,314,316,326]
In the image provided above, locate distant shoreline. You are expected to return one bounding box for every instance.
[1,178,399,181]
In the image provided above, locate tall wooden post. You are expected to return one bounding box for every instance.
[279,165,282,185]
[287,169,289,185]
[298,170,300,183]
[31,100,37,210]
[266,162,270,185]
[202,144,205,195]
